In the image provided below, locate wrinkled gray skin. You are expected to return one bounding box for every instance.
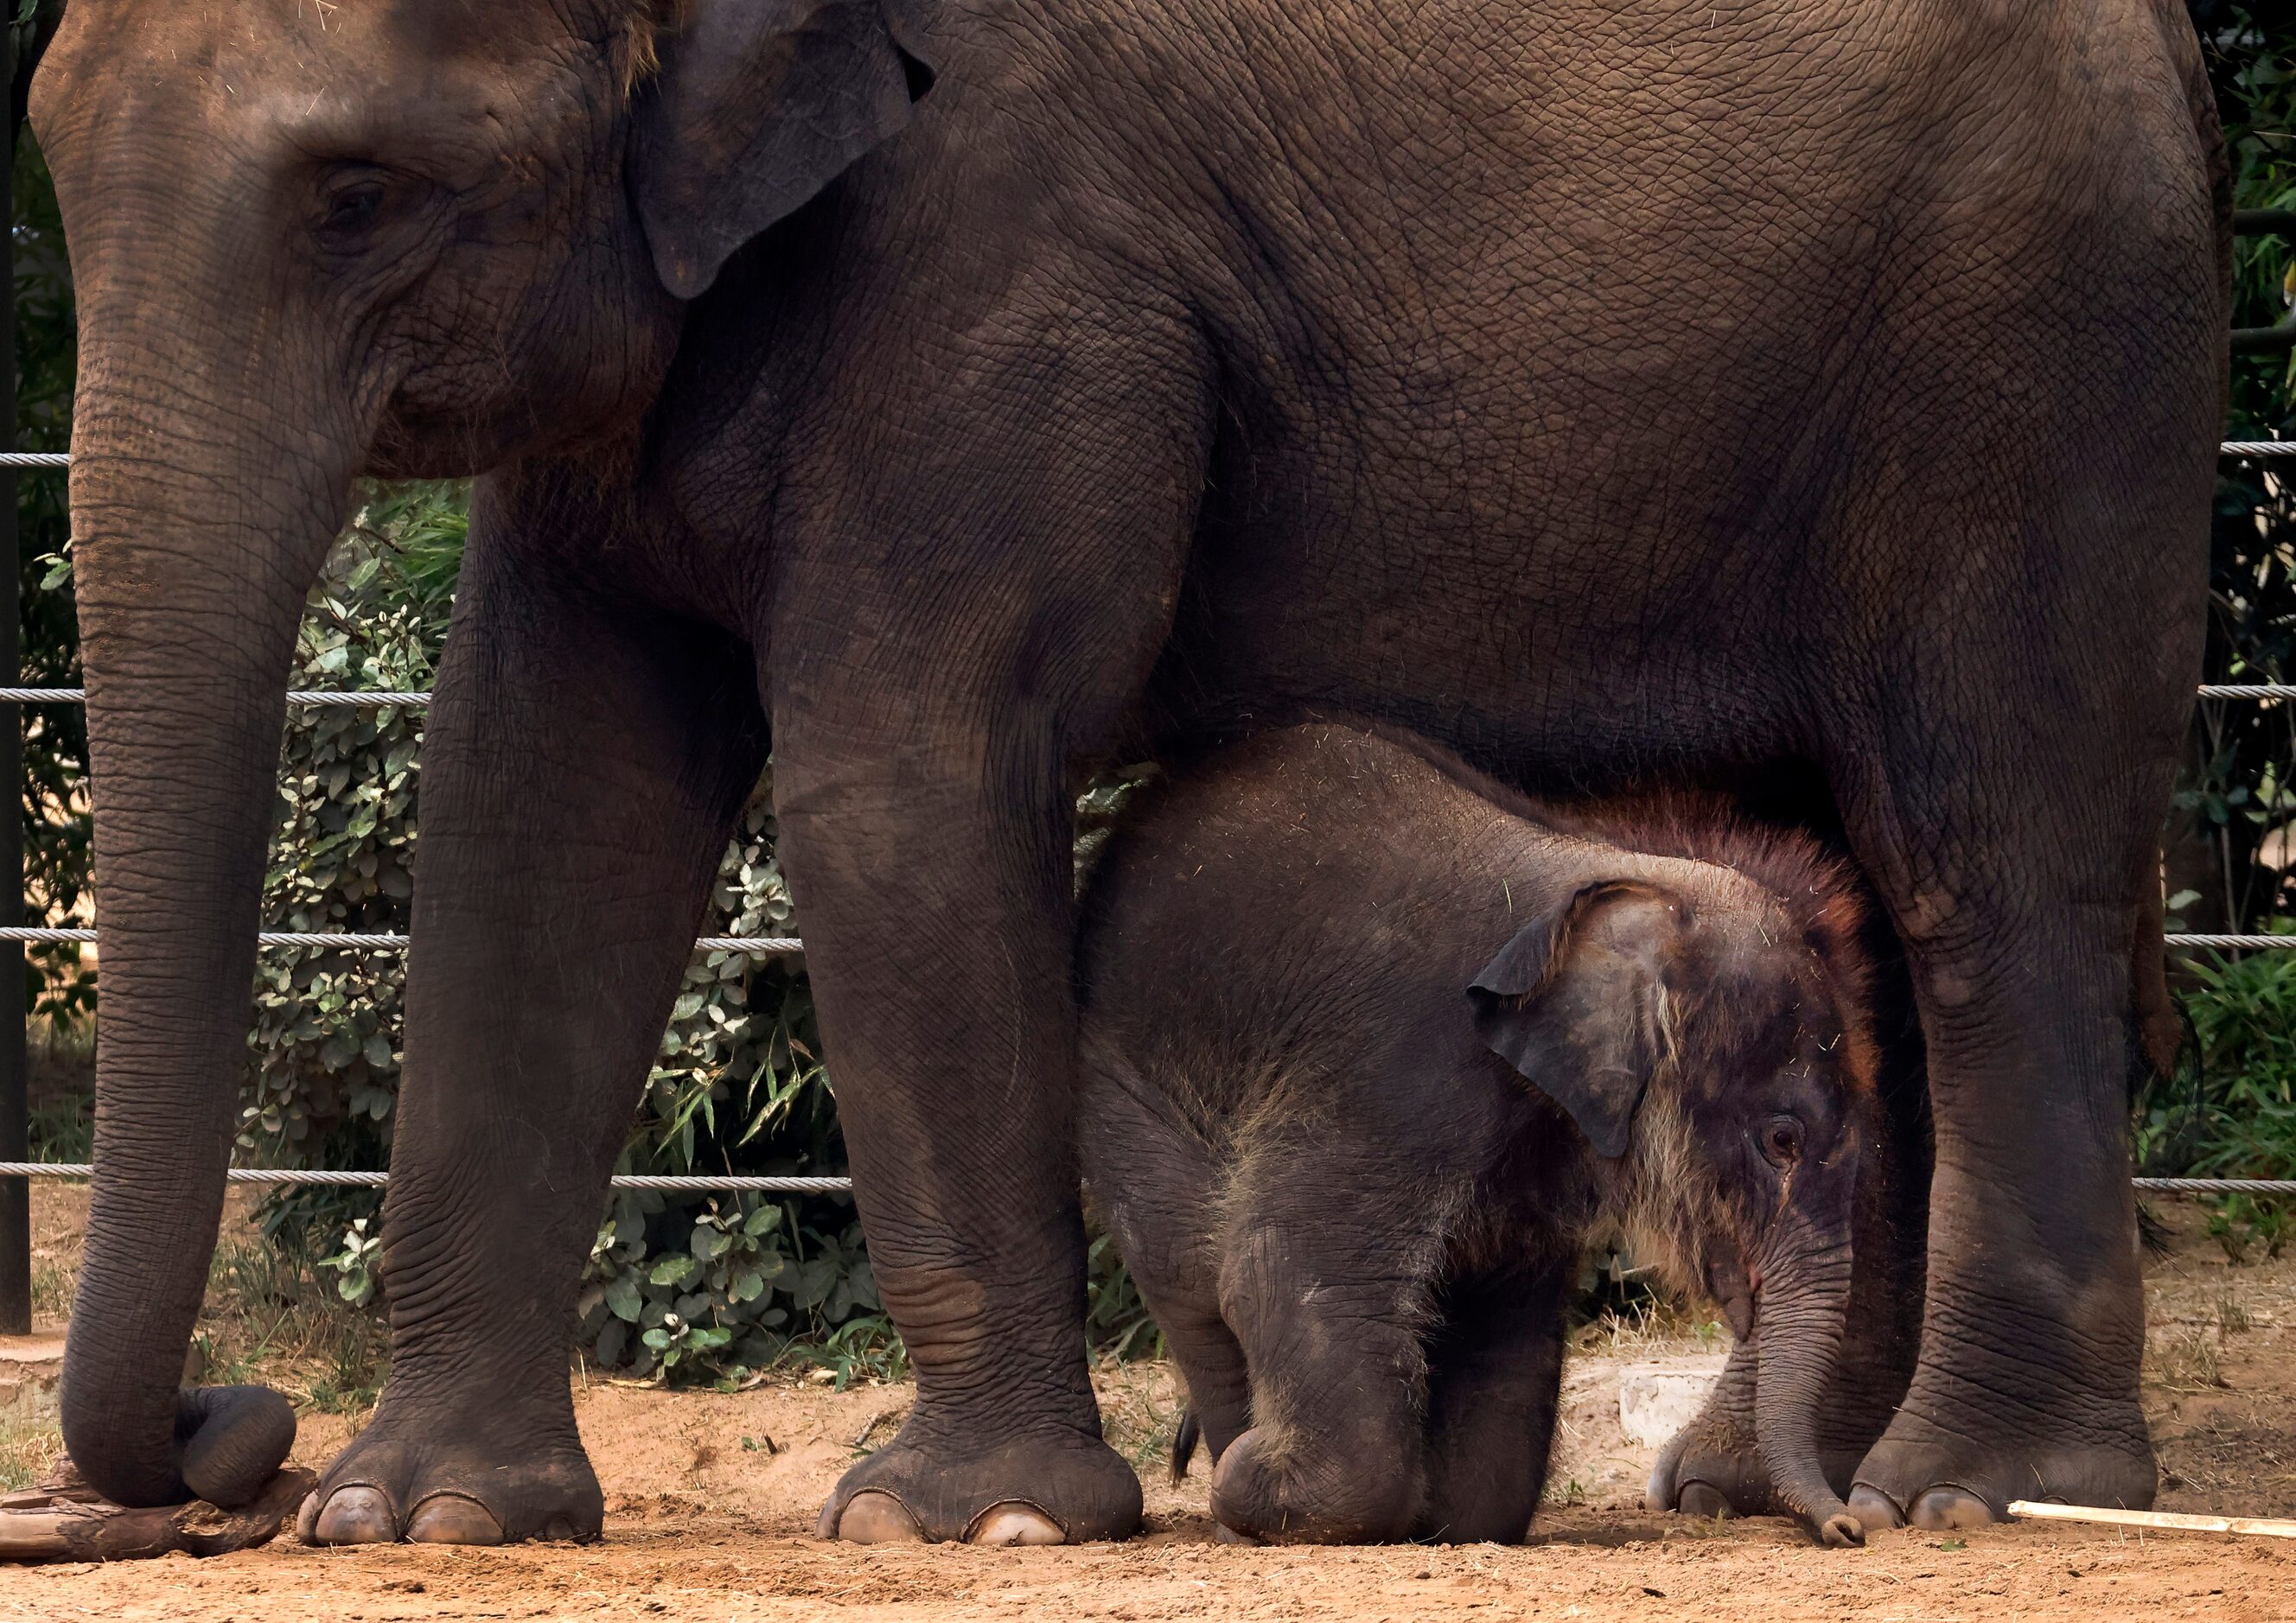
[1078,724,1879,1546]
[30,0,2216,1547]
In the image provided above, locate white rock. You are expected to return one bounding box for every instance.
[0,1333,65,1419]
[1617,1355,1728,1447]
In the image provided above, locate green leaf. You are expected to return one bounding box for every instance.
[648,1254,698,1289]
[604,1276,642,1322]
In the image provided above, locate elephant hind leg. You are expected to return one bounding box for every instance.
[1206,1138,1456,1543]
[1076,1047,1251,1480]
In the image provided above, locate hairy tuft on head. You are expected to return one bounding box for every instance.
[1598,1042,1732,1304]
[617,0,692,94]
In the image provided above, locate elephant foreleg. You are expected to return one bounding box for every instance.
[1417,1259,1570,1544]
[301,512,767,1546]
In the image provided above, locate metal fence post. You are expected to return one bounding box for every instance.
[0,55,29,1338]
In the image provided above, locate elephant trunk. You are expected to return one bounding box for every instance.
[58,320,360,1505]
[1751,1224,1864,1548]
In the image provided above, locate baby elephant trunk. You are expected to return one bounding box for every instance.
[1751,1226,1864,1547]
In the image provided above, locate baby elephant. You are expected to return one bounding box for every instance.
[1077,723,1878,1547]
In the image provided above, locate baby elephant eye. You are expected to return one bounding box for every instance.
[1763,1117,1803,1166]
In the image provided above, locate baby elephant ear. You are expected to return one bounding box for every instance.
[1468,881,1687,1159]
[633,0,939,301]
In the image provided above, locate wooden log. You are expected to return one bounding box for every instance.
[0,1461,316,1561]
[2009,1499,2296,1539]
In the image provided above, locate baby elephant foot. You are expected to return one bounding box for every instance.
[297,1410,602,1546]
[817,1422,1142,1545]
[1209,1426,1419,1544]
[1648,1350,1884,1524]
[1649,1423,1770,1522]
[1647,1356,1776,1521]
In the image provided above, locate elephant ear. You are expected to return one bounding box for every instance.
[1468,881,1687,1159]
[632,0,939,301]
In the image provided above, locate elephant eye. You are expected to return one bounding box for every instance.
[323,182,384,232]
[314,171,397,249]
[1762,1117,1802,1167]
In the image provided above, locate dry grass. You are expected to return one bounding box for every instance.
[0,1413,65,1493]
[2148,1321,2229,1392]
[195,1236,387,1423]
[1569,1293,1726,1359]
[1094,1357,1188,1479]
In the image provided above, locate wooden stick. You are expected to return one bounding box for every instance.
[2009,1500,2296,1539]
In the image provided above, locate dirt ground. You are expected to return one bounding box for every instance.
[3,1195,2293,1621]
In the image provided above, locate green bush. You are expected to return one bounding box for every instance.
[2140,945,2296,1259]
[2171,6,2296,932]
[238,485,877,1382]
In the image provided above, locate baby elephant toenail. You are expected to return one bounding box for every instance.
[1846,1485,1905,1529]
[967,1503,1063,1547]
[1213,1522,1266,1546]
[1908,1487,1994,1531]
[830,1490,925,1543]
[312,1486,399,1545]
[1675,1481,1738,1521]
[405,1495,507,1545]
[295,1489,322,1545]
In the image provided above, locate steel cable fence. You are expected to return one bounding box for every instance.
[4,445,2295,1193]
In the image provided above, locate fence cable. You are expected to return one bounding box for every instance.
[3,442,2293,1201]
[0,1162,2267,1196]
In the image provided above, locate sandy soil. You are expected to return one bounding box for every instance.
[3,1199,2293,1621]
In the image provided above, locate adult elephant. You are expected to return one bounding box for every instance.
[31,0,2220,1547]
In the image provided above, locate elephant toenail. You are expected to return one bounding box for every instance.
[542,1516,581,1542]
[1213,1522,1266,1546]
[405,1494,507,1545]
[311,1485,399,1545]
[831,1490,925,1543]
[295,1489,323,1545]
[1907,1486,1994,1531]
[1675,1481,1737,1521]
[1846,1484,1906,1529]
[966,1503,1064,1547]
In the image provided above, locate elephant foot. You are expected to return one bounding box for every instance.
[297,1402,602,1546]
[817,1422,1142,1545]
[1648,1416,1767,1520]
[1208,1426,1419,1544]
[1846,1407,2156,1531]
[1648,1411,1875,1522]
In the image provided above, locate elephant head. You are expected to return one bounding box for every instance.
[27,0,934,1509]
[1471,874,1876,1547]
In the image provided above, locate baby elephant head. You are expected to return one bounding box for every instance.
[1468,874,1872,1548]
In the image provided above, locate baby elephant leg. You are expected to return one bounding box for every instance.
[1211,1177,1447,1543]
[1418,1259,1572,1543]
[1076,1054,1252,1474]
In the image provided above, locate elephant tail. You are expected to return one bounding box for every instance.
[1170,1410,1202,1484]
